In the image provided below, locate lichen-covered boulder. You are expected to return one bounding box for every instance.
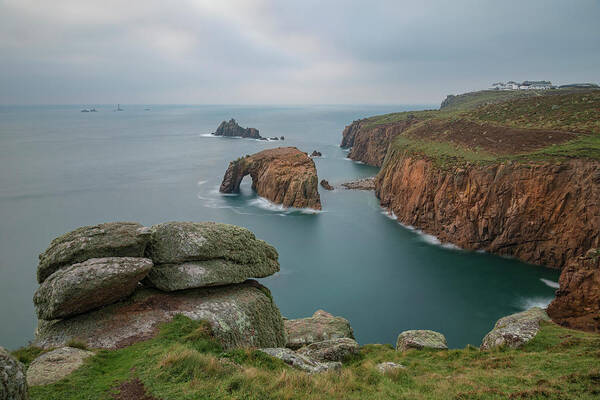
[376,362,405,374]
[34,257,153,320]
[26,347,94,386]
[0,346,28,400]
[37,222,151,283]
[296,338,359,362]
[396,330,448,351]
[148,221,279,268]
[481,307,550,350]
[285,310,354,350]
[259,348,341,373]
[33,280,285,350]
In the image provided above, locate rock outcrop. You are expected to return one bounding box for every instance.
[33,222,285,351]
[376,362,405,374]
[0,346,28,400]
[547,249,600,332]
[341,177,375,190]
[310,150,322,157]
[219,147,322,210]
[37,222,150,283]
[396,330,448,351]
[212,119,261,139]
[480,307,550,350]
[376,157,600,269]
[26,347,94,386]
[296,338,359,362]
[320,180,333,191]
[34,257,153,320]
[285,310,354,350]
[259,348,341,374]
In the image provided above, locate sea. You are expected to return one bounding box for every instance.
[0,104,559,350]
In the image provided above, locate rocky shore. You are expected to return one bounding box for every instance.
[220,147,322,210]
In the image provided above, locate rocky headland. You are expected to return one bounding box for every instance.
[220,147,322,210]
[212,118,262,139]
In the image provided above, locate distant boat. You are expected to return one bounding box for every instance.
[115,104,124,111]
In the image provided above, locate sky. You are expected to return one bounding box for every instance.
[0,0,598,105]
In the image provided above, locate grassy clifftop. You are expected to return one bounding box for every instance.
[18,316,600,400]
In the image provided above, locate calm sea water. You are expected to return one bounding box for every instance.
[0,104,559,350]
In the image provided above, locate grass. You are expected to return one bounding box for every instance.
[26,316,600,400]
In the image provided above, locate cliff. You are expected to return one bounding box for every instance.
[213,118,261,139]
[220,147,322,210]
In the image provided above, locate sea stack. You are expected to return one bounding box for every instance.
[212,119,261,139]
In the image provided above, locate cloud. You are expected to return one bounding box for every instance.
[0,0,598,104]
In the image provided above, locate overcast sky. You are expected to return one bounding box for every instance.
[1,0,598,105]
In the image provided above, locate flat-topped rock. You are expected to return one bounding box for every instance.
[34,257,153,320]
[296,337,359,362]
[341,177,375,190]
[285,310,354,350]
[26,347,94,386]
[34,280,285,351]
[259,348,341,374]
[481,307,550,350]
[396,330,448,351]
[0,346,28,400]
[219,147,322,210]
[37,222,151,283]
[212,119,261,139]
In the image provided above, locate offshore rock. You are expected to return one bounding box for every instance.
[33,280,285,351]
[34,257,153,320]
[296,338,359,362]
[219,147,322,210]
[259,348,341,374]
[0,346,28,400]
[26,347,94,386]
[320,180,334,191]
[212,119,261,139]
[310,150,322,157]
[285,310,354,350]
[396,330,448,351]
[480,307,550,350]
[547,249,600,332]
[37,222,150,283]
[341,177,375,190]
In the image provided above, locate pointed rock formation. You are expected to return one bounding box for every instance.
[219,147,322,210]
[212,119,261,139]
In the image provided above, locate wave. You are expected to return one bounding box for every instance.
[197,180,208,186]
[199,133,215,137]
[540,278,559,289]
[518,296,554,310]
[343,157,364,164]
[249,196,321,215]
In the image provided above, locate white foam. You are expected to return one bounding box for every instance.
[540,278,559,289]
[249,196,321,215]
[199,133,215,137]
[519,297,553,310]
[197,180,208,186]
[381,210,398,220]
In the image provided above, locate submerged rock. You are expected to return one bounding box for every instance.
[212,119,261,139]
[219,147,322,210]
[547,249,600,332]
[34,257,153,320]
[37,222,150,283]
[259,348,341,373]
[34,280,285,351]
[296,337,359,362]
[396,330,448,351]
[480,307,550,350]
[0,346,28,400]
[285,310,354,350]
[26,347,94,386]
[320,180,334,190]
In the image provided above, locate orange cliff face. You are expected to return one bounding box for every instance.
[220,147,322,210]
[374,155,600,270]
[547,249,600,332]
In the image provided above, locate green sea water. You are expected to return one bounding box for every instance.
[0,104,559,350]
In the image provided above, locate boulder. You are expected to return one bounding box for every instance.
[37,222,150,283]
[33,257,153,320]
[396,330,448,351]
[26,347,94,386]
[296,337,359,362]
[259,348,341,374]
[320,180,334,191]
[145,259,276,292]
[219,147,322,210]
[285,310,354,350]
[33,280,285,351]
[212,119,261,139]
[0,346,28,400]
[481,307,550,350]
[310,150,322,157]
[376,362,405,374]
[148,222,279,268]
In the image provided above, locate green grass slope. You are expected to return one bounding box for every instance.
[17,316,600,400]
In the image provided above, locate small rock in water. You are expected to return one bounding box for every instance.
[320,180,334,190]
[341,177,375,190]
[310,150,322,157]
